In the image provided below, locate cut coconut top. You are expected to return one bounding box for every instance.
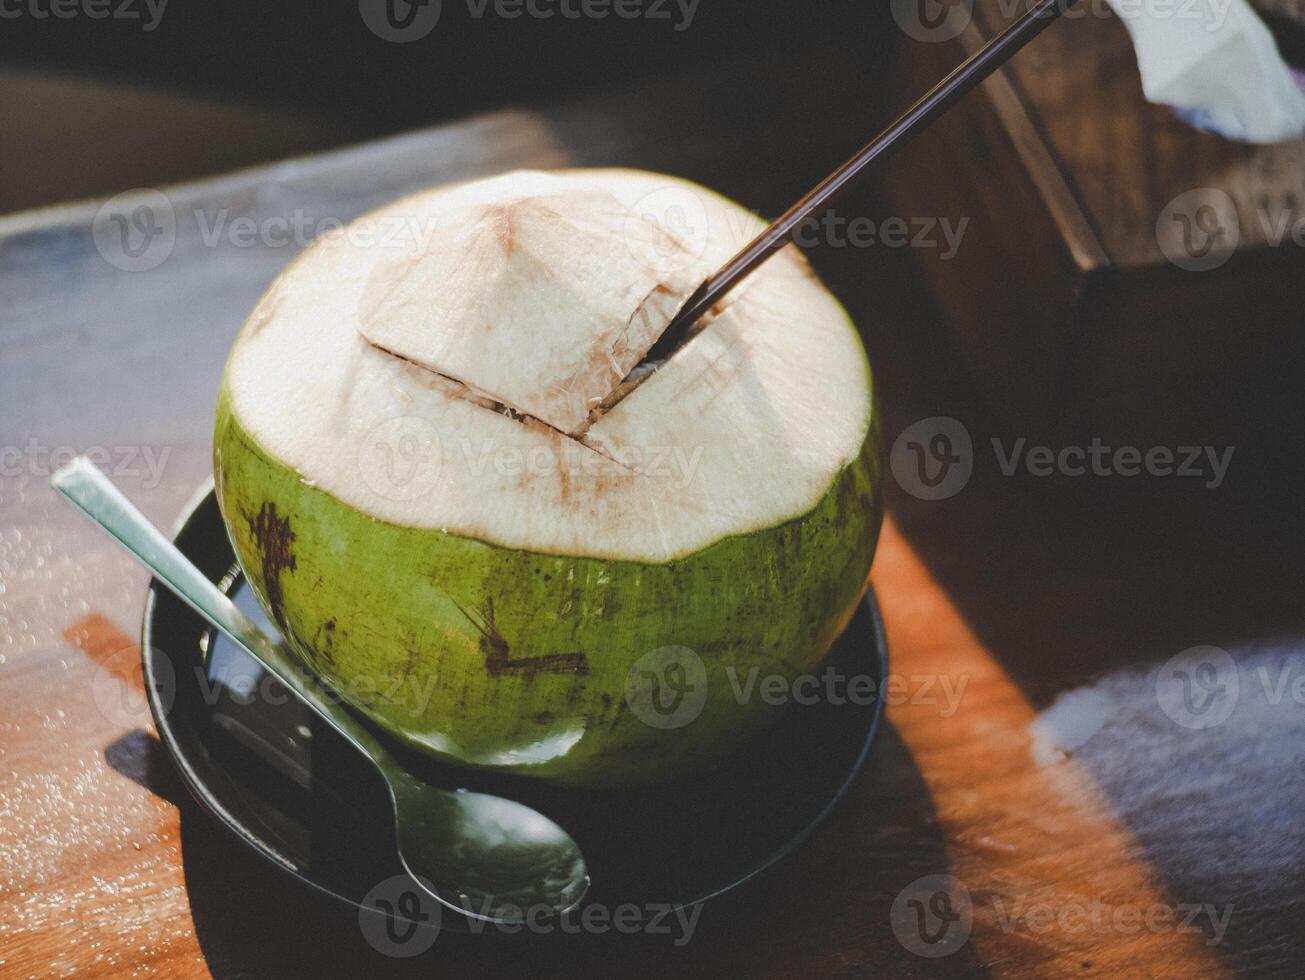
[223,169,873,562]
[357,171,710,434]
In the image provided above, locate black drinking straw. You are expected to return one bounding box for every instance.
[658,0,1078,343]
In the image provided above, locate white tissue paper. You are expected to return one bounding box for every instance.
[1106,0,1305,142]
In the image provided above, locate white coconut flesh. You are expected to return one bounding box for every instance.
[223,168,873,563]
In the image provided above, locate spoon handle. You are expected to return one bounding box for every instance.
[51,457,383,760]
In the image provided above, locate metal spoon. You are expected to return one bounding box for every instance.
[52,457,589,926]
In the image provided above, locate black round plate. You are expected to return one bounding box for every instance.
[142,486,888,930]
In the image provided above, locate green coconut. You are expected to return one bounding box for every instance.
[214,168,882,787]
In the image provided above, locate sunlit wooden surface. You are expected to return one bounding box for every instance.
[3,36,1304,978]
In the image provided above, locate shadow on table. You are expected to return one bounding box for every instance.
[166,725,987,978]
[814,197,1305,971]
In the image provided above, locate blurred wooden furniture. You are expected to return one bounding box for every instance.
[3,25,1305,978]
[0,70,352,215]
[882,0,1305,450]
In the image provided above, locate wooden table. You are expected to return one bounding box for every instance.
[3,36,1304,978]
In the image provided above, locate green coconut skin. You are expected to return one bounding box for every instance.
[214,354,882,789]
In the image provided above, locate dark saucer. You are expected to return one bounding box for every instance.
[141,486,888,933]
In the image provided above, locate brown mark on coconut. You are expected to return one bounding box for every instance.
[453,597,590,680]
[607,696,630,729]
[364,337,646,488]
[397,646,423,701]
[246,502,297,629]
[312,618,338,669]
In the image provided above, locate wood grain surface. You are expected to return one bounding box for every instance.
[3,32,1304,979]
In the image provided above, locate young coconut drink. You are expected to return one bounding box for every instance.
[214,168,882,787]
